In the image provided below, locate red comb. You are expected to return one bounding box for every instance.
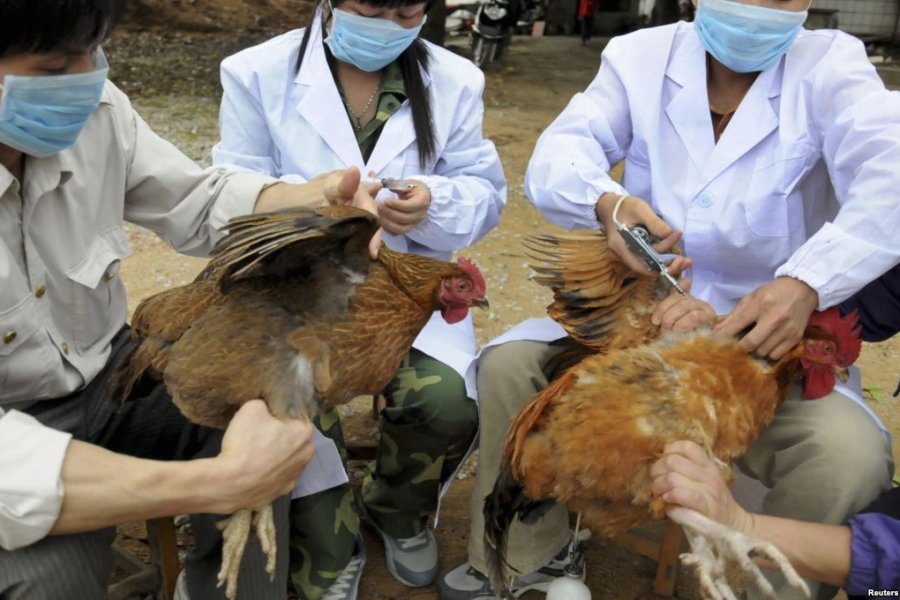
[807,307,862,366]
[457,257,486,295]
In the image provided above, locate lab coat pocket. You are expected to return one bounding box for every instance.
[65,226,132,351]
[745,142,816,237]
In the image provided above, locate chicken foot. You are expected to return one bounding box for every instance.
[667,507,810,600]
[216,503,278,600]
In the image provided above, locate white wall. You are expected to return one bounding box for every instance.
[810,0,899,37]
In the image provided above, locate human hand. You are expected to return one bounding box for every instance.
[377,178,431,236]
[594,193,692,279]
[652,279,718,332]
[650,441,750,534]
[715,276,819,359]
[322,167,383,258]
[214,400,315,512]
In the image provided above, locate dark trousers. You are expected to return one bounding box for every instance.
[580,16,594,41]
[0,327,289,600]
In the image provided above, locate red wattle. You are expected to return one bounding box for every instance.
[440,305,469,324]
[802,367,836,400]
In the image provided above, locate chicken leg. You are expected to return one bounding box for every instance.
[216,503,278,599]
[667,507,810,600]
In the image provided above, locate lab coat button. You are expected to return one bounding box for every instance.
[35,284,47,298]
[3,330,16,344]
[696,194,713,208]
[61,342,69,355]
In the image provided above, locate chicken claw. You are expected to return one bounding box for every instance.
[216,508,253,599]
[668,507,810,600]
[254,503,277,578]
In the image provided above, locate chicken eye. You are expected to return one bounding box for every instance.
[457,282,470,292]
[823,343,833,355]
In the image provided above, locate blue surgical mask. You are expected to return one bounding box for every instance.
[695,0,808,73]
[325,6,426,72]
[0,49,109,158]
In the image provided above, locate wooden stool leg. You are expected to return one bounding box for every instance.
[653,520,685,596]
[148,517,181,600]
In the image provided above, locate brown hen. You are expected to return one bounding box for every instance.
[108,205,487,599]
[483,229,861,600]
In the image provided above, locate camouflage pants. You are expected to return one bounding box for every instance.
[288,348,478,599]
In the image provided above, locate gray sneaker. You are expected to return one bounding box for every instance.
[322,534,367,600]
[370,526,439,587]
[437,561,559,599]
[437,539,581,599]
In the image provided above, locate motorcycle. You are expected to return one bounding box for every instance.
[445,0,480,37]
[470,0,520,69]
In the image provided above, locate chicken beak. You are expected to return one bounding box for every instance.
[473,297,490,310]
[835,365,850,383]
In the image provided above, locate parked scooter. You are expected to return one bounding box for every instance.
[445,0,481,37]
[470,0,520,68]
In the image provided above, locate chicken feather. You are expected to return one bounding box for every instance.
[484,229,860,600]
[107,205,488,599]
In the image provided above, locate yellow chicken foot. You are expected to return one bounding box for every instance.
[668,507,810,600]
[254,503,277,578]
[216,508,253,600]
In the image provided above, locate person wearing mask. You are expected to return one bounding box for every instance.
[0,1,382,598]
[212,1,506,598]
[439,0,899,598]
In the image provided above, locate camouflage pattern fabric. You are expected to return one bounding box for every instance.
[353,61,406,162]
[288,348,477,599]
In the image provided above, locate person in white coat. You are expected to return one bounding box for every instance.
[0,1,397,599]
[439,1,899,599]
[212,1,506,597]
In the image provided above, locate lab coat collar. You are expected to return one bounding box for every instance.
[295,18,364,168]
[665,25,782,188]
[295,12,431,173]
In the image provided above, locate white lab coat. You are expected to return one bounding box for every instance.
[213,19,505,383]
[527,23,900,314]
[493,22,900,434]
[212,18,506,501]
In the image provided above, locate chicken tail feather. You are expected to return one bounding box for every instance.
[483,465,555,599]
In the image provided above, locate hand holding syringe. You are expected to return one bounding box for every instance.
[363,177,420,193]
[364,175,431,235]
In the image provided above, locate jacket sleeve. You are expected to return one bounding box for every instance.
[846,511,900,594]
[775,34,900,309]
[0,408,72,550]
[212,57,305,181]
[405,69,506,252]
[524,38,631,231]
[839,262,900,342]
[112,83,275,257]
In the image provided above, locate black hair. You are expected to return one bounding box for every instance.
[296,0,436,167]
[0,0,125,58]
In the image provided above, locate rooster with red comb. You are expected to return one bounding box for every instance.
[108,205,489,598]
[482,229,865,600]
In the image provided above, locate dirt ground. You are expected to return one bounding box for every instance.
[105,15,900,600]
